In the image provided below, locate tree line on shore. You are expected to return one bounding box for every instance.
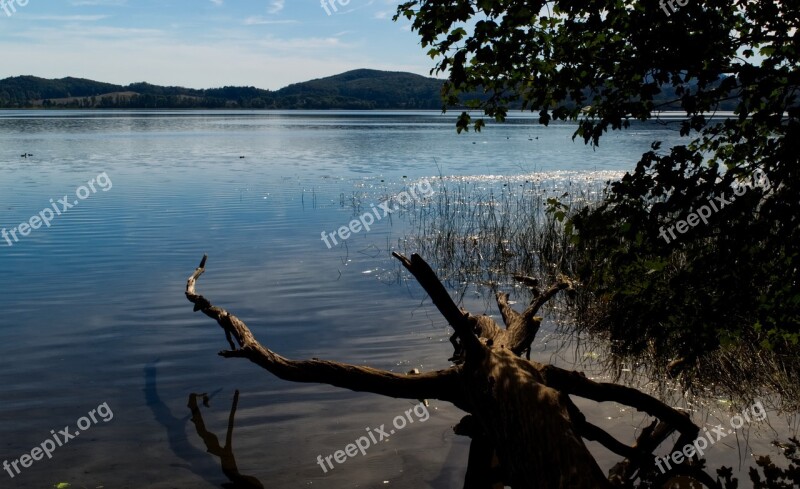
[0,68,731,111]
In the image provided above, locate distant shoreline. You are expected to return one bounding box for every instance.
[0,69,448,111]
[1,68,726,111]
[0,108,738,121]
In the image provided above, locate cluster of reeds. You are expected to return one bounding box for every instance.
[396,173,614,290]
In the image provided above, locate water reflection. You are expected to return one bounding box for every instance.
[144,361,224,486]
[188,390,264,489]
[146,359,262,488]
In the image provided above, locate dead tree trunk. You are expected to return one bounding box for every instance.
[185,253,699,489]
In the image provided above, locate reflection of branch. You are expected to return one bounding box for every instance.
[188,390,264,489]
[144,360,219,481]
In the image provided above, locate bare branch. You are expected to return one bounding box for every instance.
[495,292,522,329]
[539,364,699,438]
[524,276,573,319]
[393,252,485,357]
[186,255,468,408]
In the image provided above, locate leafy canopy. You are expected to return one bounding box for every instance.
[395,0,799,375]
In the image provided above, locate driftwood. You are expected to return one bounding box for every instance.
[449,276,570,363]
[185,253,700,488]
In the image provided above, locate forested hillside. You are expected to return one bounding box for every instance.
[0,69,444,109]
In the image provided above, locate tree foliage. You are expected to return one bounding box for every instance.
[396,0,799,379]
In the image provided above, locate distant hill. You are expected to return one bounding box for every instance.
[275,69,444,109]
[0,69,738,111]
[0,69,446,109]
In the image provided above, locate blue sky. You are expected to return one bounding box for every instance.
[0,0,437,89]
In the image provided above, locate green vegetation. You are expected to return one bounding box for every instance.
[0,69,444,109]
[396,0,799,406]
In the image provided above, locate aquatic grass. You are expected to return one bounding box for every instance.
[397,172,616,291]
[390,172,800,412]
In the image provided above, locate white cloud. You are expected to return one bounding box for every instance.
[69,0,126,5]
[243,16,297,25]
[0,26,430,90]
[0,0,436,90]
[24,15,110,21]
[267,0,285,14]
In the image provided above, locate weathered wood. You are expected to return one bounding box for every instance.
[186,253,700,488]
[460,346,612,488]
[537,364,698,439]
[186,254,468,409]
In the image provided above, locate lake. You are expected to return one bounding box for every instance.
[0,110,789,488]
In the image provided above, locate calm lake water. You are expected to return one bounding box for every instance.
[0,110,791,488]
